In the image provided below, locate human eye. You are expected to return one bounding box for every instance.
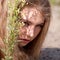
[23,22,29,26]
[36,23,44,28]
[19,19,30,27]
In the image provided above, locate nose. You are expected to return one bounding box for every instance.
[27,26,34,37]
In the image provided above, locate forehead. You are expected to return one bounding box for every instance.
[21,7,44,24]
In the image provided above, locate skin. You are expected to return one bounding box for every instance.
[17,6,45,47]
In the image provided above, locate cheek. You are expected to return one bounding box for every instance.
[19,27,27,35]
[34,27,41,38]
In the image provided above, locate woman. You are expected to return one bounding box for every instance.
[13,0,51,60]
[0,0,7,59]
[0,0,51,60]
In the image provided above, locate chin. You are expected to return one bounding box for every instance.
[18,43,28,47]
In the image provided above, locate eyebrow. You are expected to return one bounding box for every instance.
[20,18,44,26]
[20,19,32,24]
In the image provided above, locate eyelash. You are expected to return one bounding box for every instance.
[21,21,43,28]
[23,22,29,26]
[36,24,43,28]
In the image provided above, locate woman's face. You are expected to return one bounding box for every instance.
[17,6,44,47]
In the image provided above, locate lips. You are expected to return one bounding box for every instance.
[20,38,30,41]
[17,37,30,42]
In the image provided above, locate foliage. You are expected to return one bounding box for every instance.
[50,0,60,5]
[1,0,26,60]
[50,0,55,5]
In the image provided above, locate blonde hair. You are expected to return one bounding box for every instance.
[0,0,7,59]
[0,0,7,39]
[13,0,51,60]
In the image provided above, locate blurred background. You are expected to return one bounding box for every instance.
[40,0,60,60]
